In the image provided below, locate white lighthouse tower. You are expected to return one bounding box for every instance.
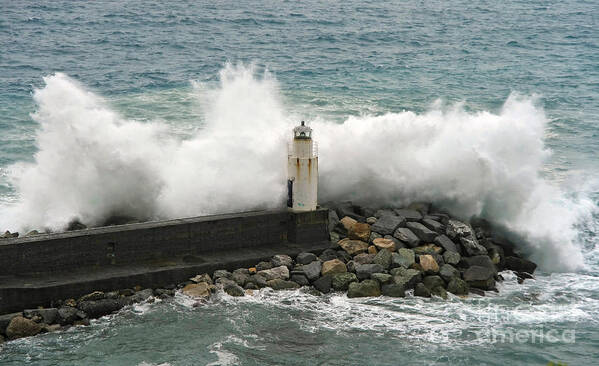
[287,121,318,211]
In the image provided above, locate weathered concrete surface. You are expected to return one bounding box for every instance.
[0,209,329,314]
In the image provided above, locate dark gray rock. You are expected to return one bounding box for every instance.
[347,279,381,298]
[434,235,458,253]
[24,308,58,325]
[302,260,322,282]
[431,286,448,299]
[130,289,153,303]
[371,273,393,284]
[224,283,246,296]
[374,209,395,218]
[505,256,537,274]
[447,278,469,295]
[319,248,338,262]
[463,266,496,290]
[256,261,273,271]
[313,275,332,294]
[446,219,474,239]
[382,283,406,297]
[373,248,392,269]
[291,274,310,286]
[422,219,444,233]
[355,263,385,280]
[406,222,437,242]
[439,264,460,282]
[393,227,421,248]
[79,291,105,302]
[296,252,318,265]
[423,275,445,290]
[353,253,376,265]
[57,307,79,325]
[460,236,488,256]
[328,210,340,233]
[462,255,497,274]
[443,250,461,265]
[78,299,123,319]
[394,208,423,221]
[336,250,352,263]
[213,270,232,280]
[247,274,268,288]
[346,260,357,273]
[414,283,431,297]
[271,254,294,269]
[392,268,422,289]
[232,272,250,286]
[332,273,358,291]
[371,215,406,235]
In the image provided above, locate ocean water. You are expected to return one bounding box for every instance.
[1,0,598,364]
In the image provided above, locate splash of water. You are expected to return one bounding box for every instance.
[0,64,593,271]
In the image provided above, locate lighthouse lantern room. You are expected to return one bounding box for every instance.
[287,121,318,211]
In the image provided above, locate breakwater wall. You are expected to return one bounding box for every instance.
[0,209,329,314]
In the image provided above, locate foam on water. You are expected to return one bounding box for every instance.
[0,64,596,272]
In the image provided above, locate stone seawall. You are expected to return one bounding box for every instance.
[0,209,329,314]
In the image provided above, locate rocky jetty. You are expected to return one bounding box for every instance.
[0,201,538,344]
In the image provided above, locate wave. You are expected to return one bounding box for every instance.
[0,64,595,272]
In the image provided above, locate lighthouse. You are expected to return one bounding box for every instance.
[287,121,318,211]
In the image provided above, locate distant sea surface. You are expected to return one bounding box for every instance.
[1,1,598,365]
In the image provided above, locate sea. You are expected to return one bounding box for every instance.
[1,0,598,364]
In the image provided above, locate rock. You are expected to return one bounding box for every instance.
[57,306,79,325]
[256,261,273,271]
[319,248,339,261]
[190,273,213,285]
[431,286,448,299]
[392,248,415,268]
[505,256,537,274]
[347,279,381,298]
[340,216,358,231]
[394,208,423,221]
[382,283,406,297]
[463,266,496,290]
[419,254,439,273]
[247,274,268,288]
[0,312,22,334]
[336,250,352,263]
[5,316,42,340]
[447,278,469,295]
[313,275,332,293]
[391,268,422,289]
[460,236,488,256]
[296,252,318,265]
[130,289,153,303]
[372,237,396,252]
[354,253,376,265]
[291,274,310,286]
[25,230,40,236]
[79,291,105,302]
[78,299,123,319]
[301,260,323,282]
[446,219,474,239]
[367,245,377,254]
[414,283,431,298]
[371,273,392,284]
[232,272,250,286]
[423,275,445,290]
[244,282,258,290]
[42,324,61,333]
[369,231,382,243]
[321,259,347,276]
[393,227,420,248]
[224,283,246,296]
[439,264,460,282]
[366,217,377,225]
[462,255,497,274]
[266,279,300,291]
[355,263,385,280]
[182,283,212,298]
[373,248,392,269]
[24,308,58,325]
[332,273,358,291]
[422,219,444,233]
[213,270,232,280]
[119,289,135,297]
[258,265,290,281]
[371,214,406,235]
[338,238,369,256]
[348,222,371,242]
[443,251,461,265]
[413,244,443,255]
[271,254,294,269]
[248,267,257,275]
[66,219,87,231]
[328,209,340,233]
[405,222,437,242]
[346,260,357,273]
[434,235,458,253]
[384,235,404,249]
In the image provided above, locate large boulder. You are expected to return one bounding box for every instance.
[57,306,80,325]
[447,278,469,295]
[258,265,290,281]
[130,289,154,303]
[371,215,405,235]
[371,273,392,284]
[382,283,406,297]
[348,222,371,242]
[182,282,212,298]
[224,283,245,296]
[423,275,445,290]
[24,308,58,325]
[319,249,339,262]
[393,227,420,248]
[313,275,332,293]
[419,254,439,273]
[392,248,415,268]
[443,251,461,265]
[394,208,423,221]
[321,259,347,276]
[373,249,392,269]
[354,253,376,265]
[355,263,385,280]
[332,273,358,291]
[301,261,322,281]
[460,236,488,256]
[439,264,460,282]
[290,274,310,286]
[414,283,431,298]
[347,280,381,298]
[434,235,458,253]
[505,256,537,274]
[78,299,123,319]
[296,252,318,265]
[463,266,496,290]
[271,254,294,270]
[338,239,369,256]
[391,268,422,289]
[446,219,474,239]
[328,210,340,233]
[422,219,444,233]
[5,316,41,340]
[372,237,396,252]
[267,279,300,291]
[340,216,358,231]
[462,255,497,274]
[406,222,438,242]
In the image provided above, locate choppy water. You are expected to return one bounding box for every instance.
[1,0,598,364]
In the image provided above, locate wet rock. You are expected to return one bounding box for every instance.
[213,270,232,280]
[393,227,420,248]
[347,279,381,298]
[296,252,318,265]
[423,275,445,290]
[406,222,437,242]
[78,299,123,319]
[439,264,460,282]
[247,274,268,288]
[462,255,497,274]
[338,238,369,256]
[373,237,396,252]
[505,256,537,274]
[463,266,496,290]
[382,283,406,297]
[182,283,212,298]
[443,251,461,265]
[0,312,22,335]
[6,316,42,340]
[446,219,474,240]
[332,272,358,291]
[434,235,458,253]
[328,210,340,233]
[373,248,392,269]
[258,265,290,281]
[371,273,392,284]
[371,214,406,235]
[313,275,333,293]
[348,222,371,242]
[244,282,258,290]
[271,254,294,270]
[447,278,469,295]
[57,306,79,325]
[460,236,488,256]
[392,248,415,269]
[336,250,352,263]
[25,230,39,236]
[190,273,213,285]
[291,274,310,286]
[431,286,448,299]
[355,263,385,280]
[224,283,246,296]
[232,272,250,286]
[130,289,154,303]
[346,260,357,273]
[340,216,358,231]
[24,308,58,325]
[256,261,273,271]
[391,268,422,289]
[119,289,135,297]
[79,291,105,302]
[301,260,323,282]
[319,248,339,262]
[419,254,439,273]
[394,208,423,221]
[414,283,431,298]
[42,324,61,333]
[67,219,87,231]
[422,219,444,233]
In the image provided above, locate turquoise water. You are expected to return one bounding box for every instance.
[1,0,599,364]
